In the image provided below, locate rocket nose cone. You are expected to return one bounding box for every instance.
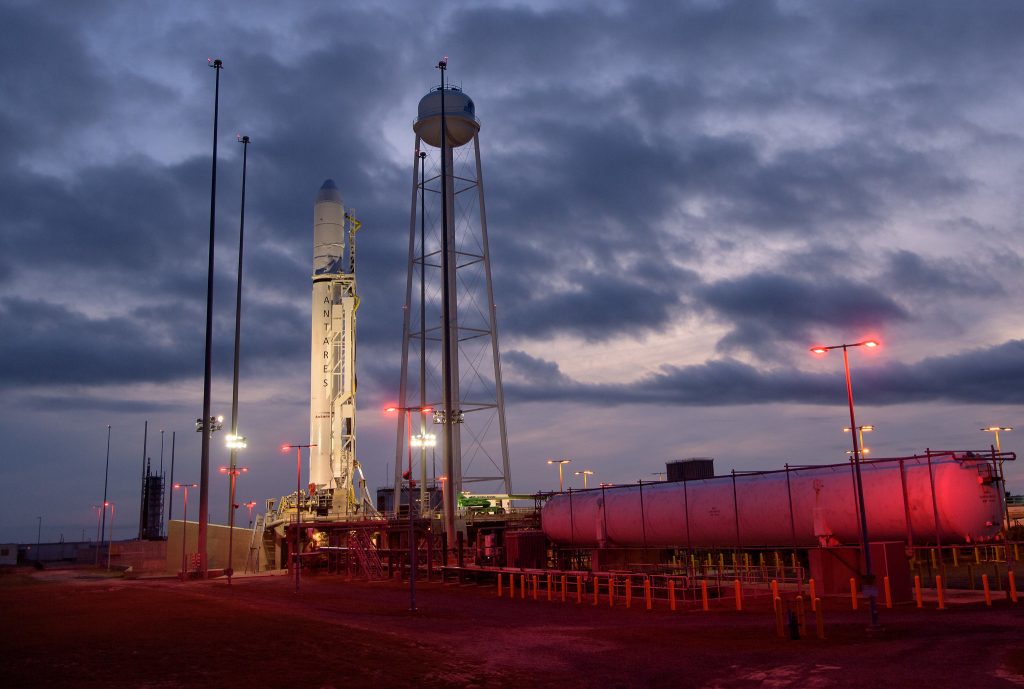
[316,178,343,205]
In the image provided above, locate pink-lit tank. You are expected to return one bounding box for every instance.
[541,452,1008,548]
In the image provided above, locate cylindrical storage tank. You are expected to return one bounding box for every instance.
[413,86,480,148]
[541,454,1005,548]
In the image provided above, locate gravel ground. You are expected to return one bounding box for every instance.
[2,567,1022,688]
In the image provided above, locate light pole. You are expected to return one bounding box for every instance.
[982,426,1014,537]
[219,462,248,583]
[386,405,433,612]
[810,339,880,629]
[243,501,257,527]
[227,133,250,551]
[411,432,437,515]
[198,56,224,578]
[573,469,594,488]
[106,503,115,570]
[844,425,875,456]
[282,444,315,592]
[36,516,41,564]
[547,459,571,492]
[174,484,198,579]
[98,425,111,565]
[982,426,1012,454]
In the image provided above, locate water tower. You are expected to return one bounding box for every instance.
[393,59,512,551]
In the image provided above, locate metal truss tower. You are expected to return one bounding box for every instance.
[393,60,512,546]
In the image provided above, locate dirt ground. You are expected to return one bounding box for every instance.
[1,566,1022,689]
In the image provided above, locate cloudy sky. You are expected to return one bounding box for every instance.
[2,0,1022,543]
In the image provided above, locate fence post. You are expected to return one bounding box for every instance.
[546,574,552,601]
[796,595,807,637]
[498,572,503,597]
[561,574,567,603]
[576,575,582,604]
[734,579,742,611]
[625,576,632,608]
[644,578,652,610]
[884,576,892,609]
[669,579,677,611]
[520,574,526,599]
[849,577,858,610]
[593,576,599,606]
[983,573,992,606]
[936,575,945,610]
[774,597,784,638]
[1009,571,1018,604]
[509,573,515,599]
[914,575,923,608]
[701,580,709,611]
[809,579,817,611]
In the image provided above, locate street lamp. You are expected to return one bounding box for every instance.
[173,484,198,579]
[810,339,880,629]
[981,426,1012,454]
[106,503,116,570]
[385,405,433,613]
[281,443,316,592]
[982,426,1013,534]
[243,500,257,527]
[844,425,875,456]
[98,424,111,565]
[411,433,437,516]
[573,469,595,488]
[219,465,249,583]
[547,459,572,492]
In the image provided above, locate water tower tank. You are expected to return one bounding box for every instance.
[413,86,480,148]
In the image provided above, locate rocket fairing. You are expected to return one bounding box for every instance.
[309,179,358,512]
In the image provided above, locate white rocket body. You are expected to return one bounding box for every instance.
[309,179,358,512]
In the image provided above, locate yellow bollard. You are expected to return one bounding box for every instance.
[734,579,742,611]
[533,574,539,601]
[701,580,709,611]
[593,577,599,606]
[914,575,923,608]
[849,577,858,610]
[498,572,503,597]
[509,573,515,599]
[796,595,807,638]
[774,597,784,638]
[719,553,725,570]
[625,577,632,608]
[731,552,737,569]
[770,579,779,600]
[609,576,615,607]
[520,574,526,599]
[930,549,937,569]
[546,574,552,601]
[974,546,981,564]
[744,552,750,569]
[936,575,945,610]
[1009,571,1018,604]
[669,580,677,611]
[644,578,652,610]
[809,579,817,611]
[759,552,765,567]
[561,574,567,603]
[815,599,825,639]
[774,551,780,568]
[576,575,582,604]
[884,576,892,609]
[983,574,992,606]
[952,548,959,567]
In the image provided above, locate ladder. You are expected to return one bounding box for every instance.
[351,528,384,580]
[245,514,265,573]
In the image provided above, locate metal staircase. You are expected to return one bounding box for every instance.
[352,528,384,579]
[245,514,266,573]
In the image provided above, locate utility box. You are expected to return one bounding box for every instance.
[505,530,547,569]
[808,541,911,603]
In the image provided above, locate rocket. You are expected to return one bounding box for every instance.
[309,179,359,513]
